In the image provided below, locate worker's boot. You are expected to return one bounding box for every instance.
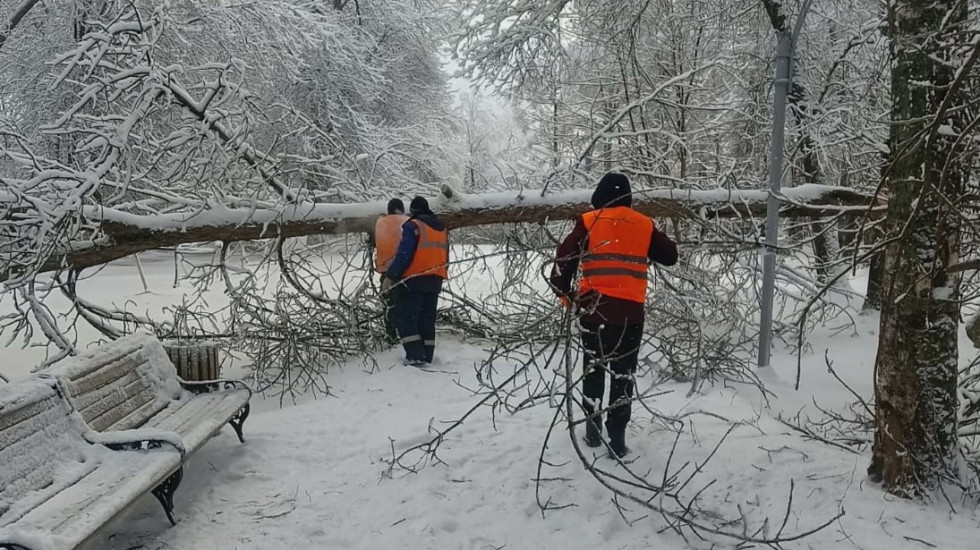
[582,400,603,448]
[606,427,629,458]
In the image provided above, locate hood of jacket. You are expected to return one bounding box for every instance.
[591,172,632,209]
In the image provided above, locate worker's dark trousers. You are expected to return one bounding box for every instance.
[380,275,398,344]
[395,290,439,363]
[580,323,643,442]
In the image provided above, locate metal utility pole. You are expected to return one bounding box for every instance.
[759,41,793,367]
[758,0,812,368]
[757,31,792,368]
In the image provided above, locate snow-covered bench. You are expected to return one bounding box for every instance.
[0,378,183,550]
[45,332,252,462]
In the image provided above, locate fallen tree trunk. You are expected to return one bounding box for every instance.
[40,183,879,273]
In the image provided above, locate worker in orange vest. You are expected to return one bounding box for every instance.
[385,196,449,366]
[549,172,677,458]
[373,198,409,343]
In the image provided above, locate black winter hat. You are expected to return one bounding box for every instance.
[387,198,405,215]
[409,196,431,215]
[591,172,632,209]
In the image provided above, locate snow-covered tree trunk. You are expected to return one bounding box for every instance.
[16,184,872,276]
[864,240,886,310]
[864,158,891,311]
[869,0,971,493]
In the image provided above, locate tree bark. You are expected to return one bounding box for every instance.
[863,242,886,310]
[863,157,890,311]
[27,184,876,275]
[869,0,969,494]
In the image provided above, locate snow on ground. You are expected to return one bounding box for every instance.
[2,254,980,550]
[89,328,979,550]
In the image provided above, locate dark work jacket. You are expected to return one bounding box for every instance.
[385,212,446,293]
[549,214,677,327]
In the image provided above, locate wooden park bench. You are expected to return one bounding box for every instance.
[0,332,252,550]
[45,332,252,459]
[0,378,183,550]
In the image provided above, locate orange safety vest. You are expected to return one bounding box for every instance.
[578,207,653,304]
[375,214,409,272]
[403,220,449,279]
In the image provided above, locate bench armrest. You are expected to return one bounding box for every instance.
[180,378,252,397]
[83,428,186,458]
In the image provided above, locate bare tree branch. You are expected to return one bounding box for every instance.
[0,0,42,52]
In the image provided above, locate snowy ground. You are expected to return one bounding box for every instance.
[88,328,979,550]
[2,254,980,550]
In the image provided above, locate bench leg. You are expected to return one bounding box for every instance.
[152,466,184,526]
[229,402,250,443]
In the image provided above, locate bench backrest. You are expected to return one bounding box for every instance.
[45,333,183,433]
[0,379,88,524]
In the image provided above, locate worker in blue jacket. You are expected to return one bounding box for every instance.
[386,197,449,366]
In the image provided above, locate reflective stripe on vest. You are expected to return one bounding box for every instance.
[581,267,648,280]
[579,207,653,304]
[404,220,449,279]
[375,214,409,272]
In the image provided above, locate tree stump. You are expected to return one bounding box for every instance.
[163,340,221,381]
